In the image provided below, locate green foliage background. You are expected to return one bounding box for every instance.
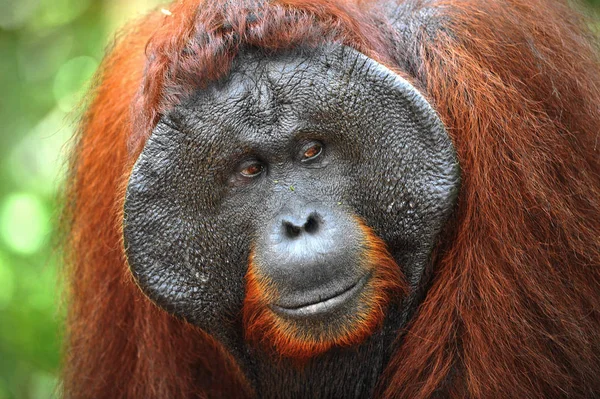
[0,0,597,398]
[0,1,162,397]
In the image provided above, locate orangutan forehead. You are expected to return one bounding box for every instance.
[183,46,347,107]
[164,47,355,156]
[173,45,400,131]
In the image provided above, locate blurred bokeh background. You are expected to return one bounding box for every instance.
[0,0,598,398]
[0,1,164,397]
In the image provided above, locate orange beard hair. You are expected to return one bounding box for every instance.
[243,219,407,360]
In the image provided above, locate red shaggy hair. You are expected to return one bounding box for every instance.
[243,220,405,360]
[63,0,600,398]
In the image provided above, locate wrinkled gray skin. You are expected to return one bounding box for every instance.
[124,44,459,398]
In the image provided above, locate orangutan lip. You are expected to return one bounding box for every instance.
[271,274,370,317]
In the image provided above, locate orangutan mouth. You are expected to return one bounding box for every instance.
[270,273,370,318]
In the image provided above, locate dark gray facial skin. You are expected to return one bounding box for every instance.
[123,45,460,398]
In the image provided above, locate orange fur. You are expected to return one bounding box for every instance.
[63,0,600,397]
[243,221,406,359]
[377,2,600,398]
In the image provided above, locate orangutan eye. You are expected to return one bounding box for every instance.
[301,142,323,162]
[240,162,264,178]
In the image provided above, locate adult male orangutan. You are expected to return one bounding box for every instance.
[62,0,600,397]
